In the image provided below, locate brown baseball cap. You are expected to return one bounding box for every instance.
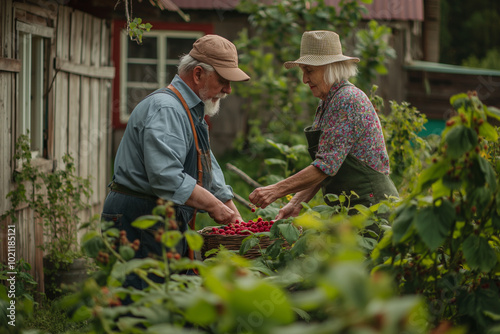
[189,34,250,82]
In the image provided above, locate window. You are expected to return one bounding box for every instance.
[17,22,52,159]
[119,30,204,123]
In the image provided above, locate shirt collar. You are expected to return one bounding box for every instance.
[323,80,352,103]
[170,75,203,110]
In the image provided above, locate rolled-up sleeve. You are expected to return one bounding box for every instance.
[144,106,197,204]
[209,150,234,203]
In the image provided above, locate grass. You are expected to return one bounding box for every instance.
[24,298,89,333]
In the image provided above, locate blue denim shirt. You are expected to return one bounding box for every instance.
[112,75,233,205]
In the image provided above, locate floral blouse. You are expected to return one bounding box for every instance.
[311,80,391,176]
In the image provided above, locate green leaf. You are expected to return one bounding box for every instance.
[463,235,497,272]
[432,178,454,199]
[353,204,372,217]
[339,194,346,204]
[477,156,497,191]
[162,230,183,248]
[414,159,448,194]
[391,204,416,244]
[265,239,285,258]
[185,230,204,251]
[444,125,477,159]
[240,236,260,255]
[230,280,294,325]
[105,228,121,238]
[266,139,287,155]
[269,219,286,238]
[292,307,311,321]
[131,215,162,229]
[111,258,159,282]
[290,234,308,257]
[116,317,146,331]
[450,93,472,110]
[205,248,219,257]
[184,299,217,326]
[358,235,378,251]
[414,200,455,251]
[71,305,92,322]
[81,234,104,258]
[485,106,500,121]
[479,121,499,142]
[264,158,287,166]
[484,311,500,321]
[278,223,300,244]
[119,246,135,261]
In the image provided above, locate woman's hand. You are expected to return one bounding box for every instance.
[275,202,302,220]
[248,185,280,209]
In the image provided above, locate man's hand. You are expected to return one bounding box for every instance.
[208,203,236,225]
[186,185,240,225]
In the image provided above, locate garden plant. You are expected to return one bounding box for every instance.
[4,91,499,333]
[48,92,499,334]
[1,134,97,299]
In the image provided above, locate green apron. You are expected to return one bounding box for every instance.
[305,126,398,208]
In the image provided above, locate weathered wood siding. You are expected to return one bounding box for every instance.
[0,0,114,292]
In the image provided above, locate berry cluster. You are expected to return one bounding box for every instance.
[208,218,274,235]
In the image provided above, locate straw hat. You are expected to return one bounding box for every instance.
[189,34,250,82]
[284,30,359,69]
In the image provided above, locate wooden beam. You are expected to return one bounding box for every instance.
[0,57,21,72]
[16,21,54,38]
[13,1,57,20]
[55,57,115,79]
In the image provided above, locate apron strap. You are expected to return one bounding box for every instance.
[167,84,203,186]
[166,84,202,264]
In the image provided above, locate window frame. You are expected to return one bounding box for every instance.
[112,21,213,129]
[16,21,53,161]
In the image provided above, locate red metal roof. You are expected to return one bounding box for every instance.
[359,0,424,21]
[169,0,424,21]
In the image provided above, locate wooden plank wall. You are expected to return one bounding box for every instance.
[1,0,114,292]
[0,0,14,216]
[0,0,15,280]
[52,6,113,216]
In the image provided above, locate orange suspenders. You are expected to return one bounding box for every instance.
[167,85,202,262]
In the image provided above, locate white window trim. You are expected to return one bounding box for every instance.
[119,30,204,124]
[18,21,52,160]
[19,32,45,159]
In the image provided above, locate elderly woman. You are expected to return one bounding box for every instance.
[249,30,398,219]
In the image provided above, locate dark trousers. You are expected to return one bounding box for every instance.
[101,191,187,291]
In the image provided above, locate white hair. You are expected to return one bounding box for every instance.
[178,54,215,75]
[323,61,358,86]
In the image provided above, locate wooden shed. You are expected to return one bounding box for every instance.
[70,0,429,157]
[0,0,114,292]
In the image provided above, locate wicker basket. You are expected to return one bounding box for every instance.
[198,226,274,259]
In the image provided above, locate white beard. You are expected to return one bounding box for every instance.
[204,98,221,117]
[199,85,227,117]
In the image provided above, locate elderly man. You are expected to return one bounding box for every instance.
[101,35,249,288]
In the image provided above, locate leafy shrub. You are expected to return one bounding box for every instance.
[371,92,500,332]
